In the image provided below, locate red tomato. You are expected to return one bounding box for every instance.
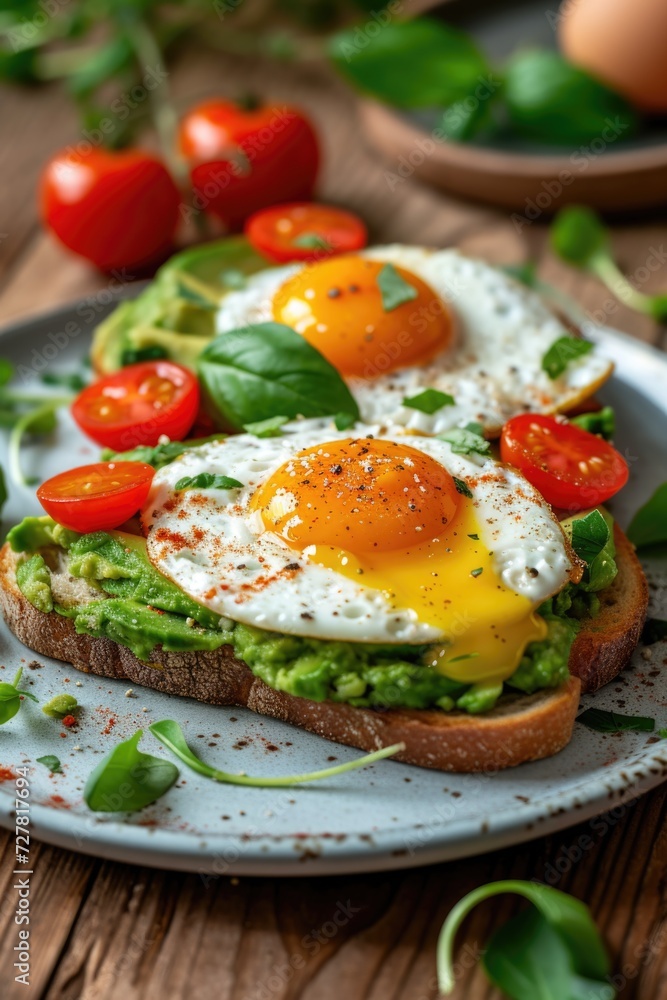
[72,361,199,452]
[40,148,181,272]
[500,414,629,510]
[37,462,155,533]
[179,99,319,231]
[245,202,367,263]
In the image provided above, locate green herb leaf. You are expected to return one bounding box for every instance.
[542,336,593,379]
[642,618,667,645]
[437,880,611,995]
[570,509,610,565]
[293,232,332,250]
[505,49,639,146]
[577,708,655,733]
[175,473,244,491]
[483,907,576,1000]
[470,567,483,578]
[42,693,78,718]
[0,668,35,725]
[84,731,179,813]
[403,389,455,414]
[102,435,226,470]
[658,728,667,739]
[150,719,404,787]
[334,412,357,431]
[329,18,489,110]
[503,262,538,288]
[41,372,87,391]
[551,206,608,268]
[36,755,62,774]
[467,533,479,540]
[453,476,472,499]
[571,407,615,440]
[627,482,667,551]
[198,323,360,430]
[377,263,418,311]
[440,426,491,456]
[120,345,169,366]
[243,415,289,438]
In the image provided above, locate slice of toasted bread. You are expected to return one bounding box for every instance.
[0,525,646,772]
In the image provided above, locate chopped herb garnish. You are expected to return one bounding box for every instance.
[453,476,473,499]
[403,388,455,414]
[542,336,594,379]
[293,232,332,251]
[577,708,654,733]
[467,533,479,541]
[470,567,483,578]
[377,262,418,311]
[642,618,667,645]
[448,652,479,663]
[440,426,490,456]
[175,473,244,491]
[243,415,289,438]
[36,755,62,773]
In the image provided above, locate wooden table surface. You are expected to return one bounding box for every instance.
[2,45,667,1000]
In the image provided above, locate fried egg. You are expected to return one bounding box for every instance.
[215,245,613,436]
[143,421,579,686]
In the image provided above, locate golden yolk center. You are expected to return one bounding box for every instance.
[271,256,453,378]
[251,438,460,554]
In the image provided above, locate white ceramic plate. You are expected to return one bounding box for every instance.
[0,299,666,875]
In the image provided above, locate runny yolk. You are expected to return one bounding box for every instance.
[251,438,547,686]
[271,256,453,378]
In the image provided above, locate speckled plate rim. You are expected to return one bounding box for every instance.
[0,300,666,875]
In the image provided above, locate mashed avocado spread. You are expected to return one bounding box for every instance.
[8,509,617,715]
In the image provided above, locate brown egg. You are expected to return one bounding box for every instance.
[559,0,667,113]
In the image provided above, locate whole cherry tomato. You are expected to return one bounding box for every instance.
[500,414,628,510]
[40,148,181,272]
[245,202,367,263]
[37,462,155,533]
[178,99,319,231]
[72,360,199,452]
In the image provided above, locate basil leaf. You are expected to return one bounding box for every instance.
[243,415,289,438]
[440,427,490,456]
[329,19,489,110]
[198,323,360,430]
[0,668,33,725]
[175,473,244,491]
[103,435,226,470]
[627,482,667,550]
[453,476,472,499]
[642,618,667,645]
[36,755,62,774]
[551,206,608,268]
[577,708,654,733]
[150,719,403,786]
[570,509,610,565]
[403,389,455,414]
[483,908,575,1000]
[84,731,178,813]
[437,880,610,995]
[571,407,615,440]
[334,412,357,431]
[542,336,593,379]
[505,50,639,146]
[293,232,332,251]
[377,263,418,311]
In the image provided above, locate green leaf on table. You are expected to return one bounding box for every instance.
[577,708,654,733]
[403,388,455,414]
[483,908,575,1000]
[627,482,667,551]
[542,336,593,379]
[84,731,178,813]
[0,668,37,726]
[376,263,418,311]
[329,18,489,109]
[36,755,62,774]
[150,719,403,787]
[174,473,244,491]
[197,323,359,431]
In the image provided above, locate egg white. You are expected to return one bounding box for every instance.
[143,420,575,644]
[215,245,612,436]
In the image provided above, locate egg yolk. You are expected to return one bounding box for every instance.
[251,438,547,685]
[271,256,452,378]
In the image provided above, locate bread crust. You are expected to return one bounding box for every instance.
[0,524,646,772]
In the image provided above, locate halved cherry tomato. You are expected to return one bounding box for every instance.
[40,148,181,273]
[178,99,319,231]
[72,361,199,452]
[500,414,628,510]
[245,202,368,263]
[37,462,155,533]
